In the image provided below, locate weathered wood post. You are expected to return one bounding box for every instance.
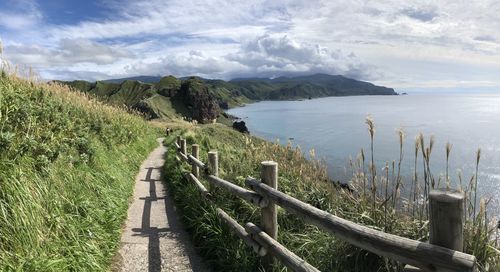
[429,189,465,251]
[176,135,181,147]
[208,151,218,191]
[404,189,466,271]
[191,144,200,177]
[261,161,278,269]
[180,139,187,155]
[208,151,218,177]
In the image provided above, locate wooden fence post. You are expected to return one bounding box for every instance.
[208,151,218,191]
[261,161,278,269]
[404,189,465,271]
[429,189,464,251]
[180,139,187,155]
[176,135,181,146]
[208,151,218,177]
[192,144,200,177]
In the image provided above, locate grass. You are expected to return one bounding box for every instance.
[163,120,499,271]
[2,44,496,270]
[0,72,160,271]
[165,125,398,271]
[144,94,182,120]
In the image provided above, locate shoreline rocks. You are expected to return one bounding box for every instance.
[232,121,249,134]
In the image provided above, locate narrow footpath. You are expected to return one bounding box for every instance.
[115,138,208,272]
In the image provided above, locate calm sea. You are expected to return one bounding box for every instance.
[227,93,500,215]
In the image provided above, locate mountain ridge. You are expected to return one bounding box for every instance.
[57,73,397,123]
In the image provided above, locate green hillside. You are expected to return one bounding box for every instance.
[59,73,397,124]
[58,77,221,123]
[0,73,160,271]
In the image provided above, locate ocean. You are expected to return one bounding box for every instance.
[228,93,500,214]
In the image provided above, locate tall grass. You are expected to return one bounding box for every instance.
[0,72,159,271]
[365,116,377,219]
[165,116,499,271]
[352,118,498,271]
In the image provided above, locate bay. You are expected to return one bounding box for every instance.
[228,93,500,215]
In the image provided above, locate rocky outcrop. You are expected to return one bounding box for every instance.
[219,101,229,110]
[176,78,220,123]
[232,121,249,134]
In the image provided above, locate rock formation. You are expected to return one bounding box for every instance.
[232,121,249,134]
[175,78,220,123]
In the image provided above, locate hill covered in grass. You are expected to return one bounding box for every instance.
[59,73,397,124]
[163,123,499,271]
[0,72,160,271]
[58,76,223,124]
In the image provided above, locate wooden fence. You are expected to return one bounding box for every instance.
[173,136,477,272]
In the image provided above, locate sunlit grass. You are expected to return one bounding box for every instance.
[164,118,499,271]
[0,71,159,271]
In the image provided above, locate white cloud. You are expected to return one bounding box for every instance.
[4,39,132,67]
[125,48,246,78]
[0,0,42,30]
[48,0,296,41]
[122,34,374,80]
[0,13,40,30]
[1,0,500,88]
[227,34,376,79]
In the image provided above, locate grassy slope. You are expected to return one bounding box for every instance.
[144,95,181,120]
[0,73,159,271]
[163,125,414,271]
[203,79,252,107]
[61,74,397,122]
[163,124,499,271]
[42,73,498,271]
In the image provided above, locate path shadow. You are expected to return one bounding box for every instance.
[132,156,208,272]
[131,167,166,272]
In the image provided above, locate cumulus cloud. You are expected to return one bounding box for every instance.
[4,39,132,67]
[123,34,376,80]
[125,49,245,78]
[227,34,375,79]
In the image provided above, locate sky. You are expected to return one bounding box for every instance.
[0,0,499,90]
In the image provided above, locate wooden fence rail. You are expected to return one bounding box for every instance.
[207,175,268,207]
[173,137,477,272]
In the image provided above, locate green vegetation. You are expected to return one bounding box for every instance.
[4,56,494,271]
[156,75,181,97]
[59,77,221,123]
[60,73,397,125]
[227,73,397,100]
[142,95,183,120]
[0,74,159,271]
[163,122,499,271]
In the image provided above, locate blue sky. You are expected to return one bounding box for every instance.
[0,0,499,90]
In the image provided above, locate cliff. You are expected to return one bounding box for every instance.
[57,73,397,123]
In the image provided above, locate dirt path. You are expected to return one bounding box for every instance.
[115,138,208,272]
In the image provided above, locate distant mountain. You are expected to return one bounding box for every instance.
[58,73,397,123]
[104,76,163,84]
[227,73,396,100]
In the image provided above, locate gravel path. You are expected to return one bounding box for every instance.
[114,138,209,272]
